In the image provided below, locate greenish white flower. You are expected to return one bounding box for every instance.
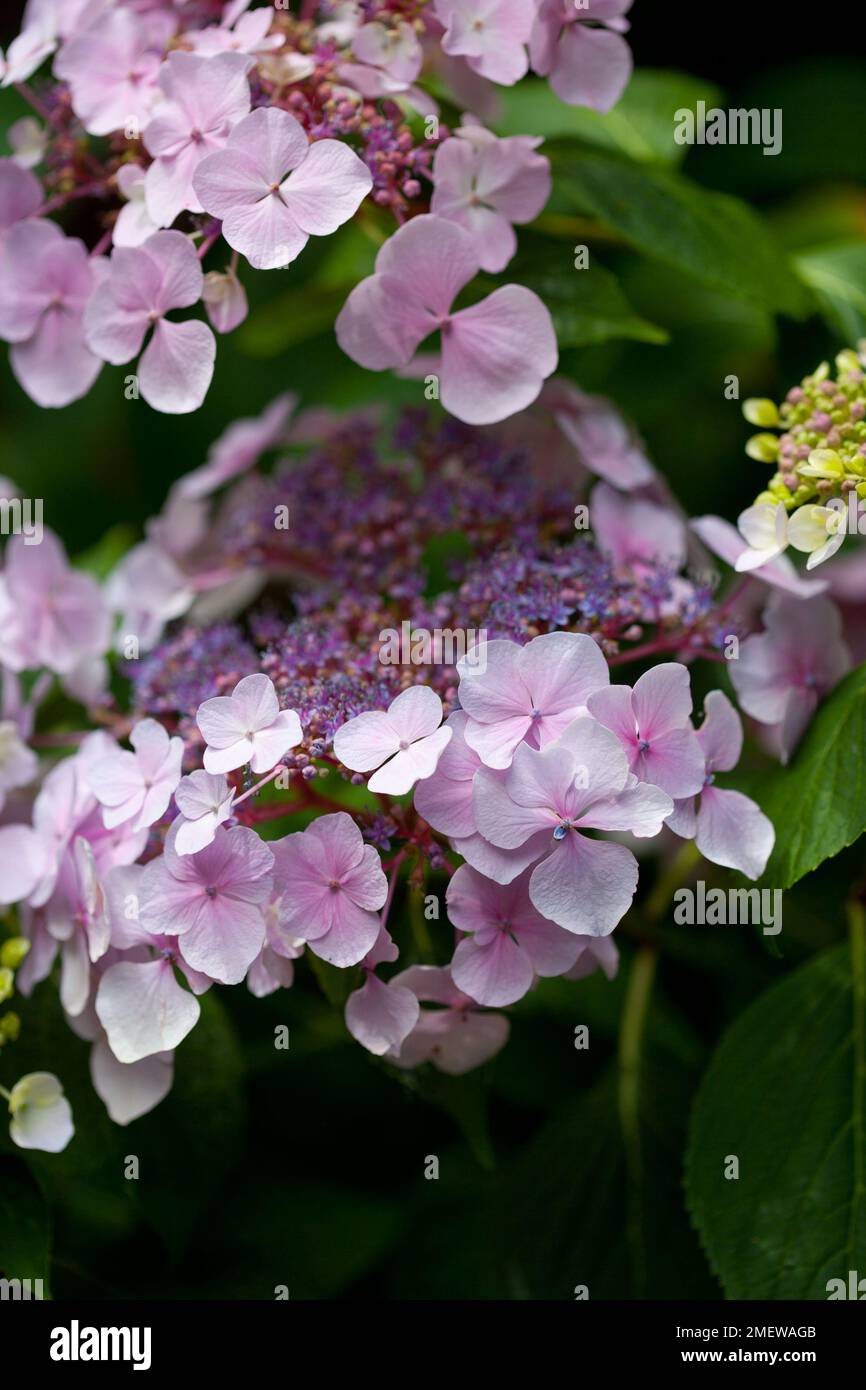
[7,1071,74,1153]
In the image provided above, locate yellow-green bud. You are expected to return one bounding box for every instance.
[743,398,780,428]
[0,968,14,1004]
[746,433,780,463]
[836,349,860,375]
[857,482,866,499]
[0,938,30,970]
[756,489,777,506]
[802,448,844,479]
[0,1012,21,1043]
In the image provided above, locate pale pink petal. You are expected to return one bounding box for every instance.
[367,725,452,794]
[451,931,534,1006]
[96,957,200,1063]
[472,764,556,848]
[455,827,550,884]
[248,709,302,773]
[138,318,216,414]
[517,630,609,721]
[90,1039,173,1125]
[666,796,697,839]
[0,825,49,904]
[634,726,706,799]
[414,768,475,838]
[334,709,401,771]
[696,786,774,881]
[443,285,558,425]
[179,894,265,983]
[376,214,479,318]
[280,137,372,236]
[529,834,638,935]
[335,271,434,370]
[386,684,444,742]
[305,896,381,967]
[583,778,673,837]
[550,22,632,113]
[632,663,693,738]
[696,690,742,774]
[345,973,420,1055]
[10,307,101,408]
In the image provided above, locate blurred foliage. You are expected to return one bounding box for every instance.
[1,17,865,1300]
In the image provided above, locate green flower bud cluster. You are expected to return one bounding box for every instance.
[0,936,30,1047]
[742,348,866,512]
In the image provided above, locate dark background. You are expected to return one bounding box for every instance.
[1,3,864,1301]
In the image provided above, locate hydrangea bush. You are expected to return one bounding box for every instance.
[1,0,865,1303]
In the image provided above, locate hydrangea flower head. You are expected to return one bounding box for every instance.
[667,692,775,880]
[143,50,253,227]
[456,630,609,768]
[88,718,184,832]
[729,595,851,763]
[473,717,672,934]
[173,771,236,856]
[193,106,373,271]
[84,230,216,414]
[388,965,510,1073]
[271,812,387,967]
[139,822,274,984]
[55,7,174,137]
[586,663,706,798]
[334,685,452,794]
[197,672,303,774]
[430,123,550,272]
[0,220,104,408]
[335,214,557,425]
[435,0,535,85]
[447,864,582,1005]
[530,0,633,111]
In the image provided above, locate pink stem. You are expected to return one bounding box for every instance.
[380,851,407,933]
[233,763,288,808]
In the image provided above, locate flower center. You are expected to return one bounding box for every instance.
[205,885,219,898]
[553,821,573,841]
[328,879,340,892]
[638,738,651,752]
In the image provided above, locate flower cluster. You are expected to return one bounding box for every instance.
[9,379,863,1151]
[0,0,635,421]
[732,349,866,572]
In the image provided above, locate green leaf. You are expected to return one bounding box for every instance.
[749,662,866,889]
[496,948,716,1299]
[0,1158,50,1289]
[517,256,669,348]
[496,71,724,166]
[794,242,866,341]
[553,147,812,316]
[131,991,245,1258]
[686,936,866,1298]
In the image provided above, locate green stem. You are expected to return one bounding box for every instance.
[0,1084,11,1102]
[617,944,658,1299]
[645,840,700,924]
